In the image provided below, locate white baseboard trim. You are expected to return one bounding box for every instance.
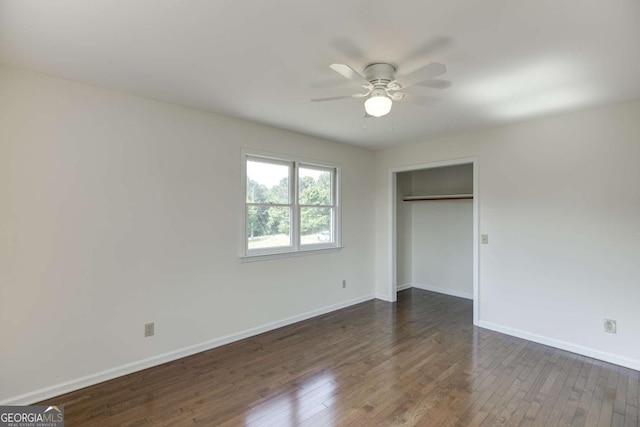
[1,294,375,406]
[413,283,473,300]
[375,293,394,302]
[478,320,640,372]
[396,283,413,292]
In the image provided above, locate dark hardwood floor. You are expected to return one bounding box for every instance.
[40,289,639,426]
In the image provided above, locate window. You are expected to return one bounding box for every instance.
[243,152,339,257]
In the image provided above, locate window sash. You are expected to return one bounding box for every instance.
[245,156,293,204]
[298,163,335,207]
[298,206,336,248]
[297,164,335,249]
[245,204,294,254]
[246,203,292,208]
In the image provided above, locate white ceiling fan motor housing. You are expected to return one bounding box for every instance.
[363,63,396,87]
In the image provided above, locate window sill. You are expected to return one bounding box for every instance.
[240,246,344,263]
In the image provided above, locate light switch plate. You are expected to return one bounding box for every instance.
[481,234,488,244]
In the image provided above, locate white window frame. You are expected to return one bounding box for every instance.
[241,149,341,259]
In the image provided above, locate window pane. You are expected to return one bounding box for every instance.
[247,159,290,204]
[299,167,331,205]
[300,207,332,245]
[247,206,291,250]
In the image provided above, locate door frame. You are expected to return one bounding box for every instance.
[388,156,479,325]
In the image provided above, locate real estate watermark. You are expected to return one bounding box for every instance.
[0,405,63,427]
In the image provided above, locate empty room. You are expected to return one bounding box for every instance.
[1,1,639,426]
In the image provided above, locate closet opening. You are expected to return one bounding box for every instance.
[389,157,479,325]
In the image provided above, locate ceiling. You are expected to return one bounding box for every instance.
[1,0,639,149]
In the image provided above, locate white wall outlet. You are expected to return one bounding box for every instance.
[604,319,616,334]
[481,234,489,244]
[145,322,155,337]
[342,280,347,289]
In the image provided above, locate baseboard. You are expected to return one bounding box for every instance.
[374,293,394,302]
[478,320,640,371]
[1,294,375,405]
[396,283,413,292]
[413,283,473,300]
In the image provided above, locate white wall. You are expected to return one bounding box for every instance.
[411,200,473,298]
[395,172,412,288]
[375,101,640,370]
[411,164,473,196]
[0,64,376,403]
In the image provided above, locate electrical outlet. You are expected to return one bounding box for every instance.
[604,319,616,334]
[342,280,347,289]
[481,234,489,244]
[145,322,155,337]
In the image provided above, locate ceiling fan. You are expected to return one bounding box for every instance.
[311,62,449,117]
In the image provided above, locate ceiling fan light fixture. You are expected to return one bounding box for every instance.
[364,91,392,117]
[315,61,447,117]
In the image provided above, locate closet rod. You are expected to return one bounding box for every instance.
[403,194,473,202]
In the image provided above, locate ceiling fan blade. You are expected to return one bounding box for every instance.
[311,93,368,102]
[401,37,451,64]
[330,38,367,62]
[395,63,447,89]
[329,63,371,86]
[397,94,440,106]
[310,95,354,102]
[416,79,452,90]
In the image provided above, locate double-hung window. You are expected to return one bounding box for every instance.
[243,152,339,257]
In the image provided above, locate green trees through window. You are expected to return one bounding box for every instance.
[299,168,332,236]
[246,177,290,239]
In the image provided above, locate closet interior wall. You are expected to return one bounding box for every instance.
[396,164,474,299]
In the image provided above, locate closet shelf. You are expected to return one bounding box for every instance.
[403,194,473,202]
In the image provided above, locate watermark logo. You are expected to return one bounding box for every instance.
[0,405,64,427]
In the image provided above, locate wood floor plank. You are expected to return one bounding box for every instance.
[624,369,639,427]
[532,351,582,426]
[36,289,637,426]
[547,354,585,426]
[586,362,611,426]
